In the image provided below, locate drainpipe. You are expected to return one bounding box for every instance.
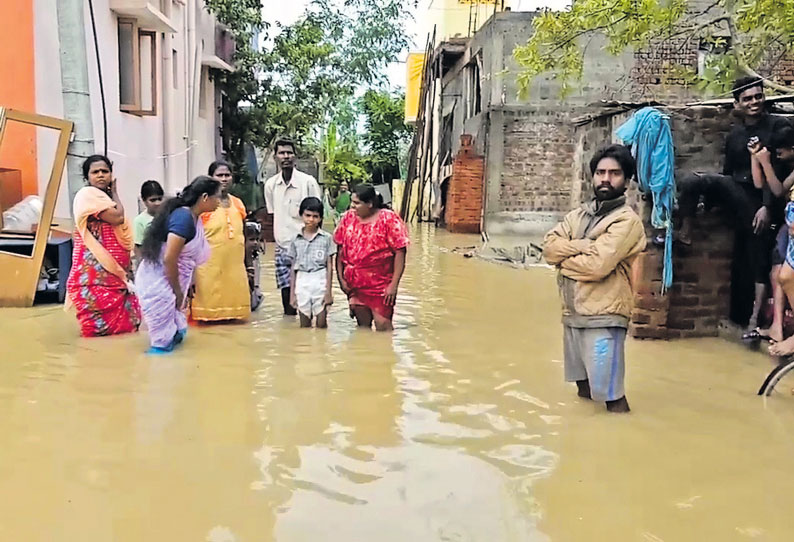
[190,26,203,170]
[182,0,191,181]
[186,0,201,180]
[56,0,95,211]
[161,32,172,192]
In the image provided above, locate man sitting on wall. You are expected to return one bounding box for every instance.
[677,77,791,329]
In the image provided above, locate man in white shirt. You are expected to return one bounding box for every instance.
[264,138,322,315]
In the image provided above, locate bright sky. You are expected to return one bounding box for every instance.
[263,0,571,89]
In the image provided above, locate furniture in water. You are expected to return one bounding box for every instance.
[0,229,72,303]
[0,107,72,307]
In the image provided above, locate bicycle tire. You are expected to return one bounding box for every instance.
[758,356,794,396]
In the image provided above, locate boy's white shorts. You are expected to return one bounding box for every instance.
[295,269,327,317]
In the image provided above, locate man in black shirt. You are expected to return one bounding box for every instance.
[677,77,792,328]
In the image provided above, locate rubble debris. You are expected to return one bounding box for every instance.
[450,242,550,268]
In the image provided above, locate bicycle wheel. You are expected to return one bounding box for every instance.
[758,356,794,396]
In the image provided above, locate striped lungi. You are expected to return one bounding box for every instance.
[274,245,294,290]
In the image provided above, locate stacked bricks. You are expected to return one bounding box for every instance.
[501,109,576,214]
[631,105,733,338]
[760,47,794,87]
[446,134,485,233]
[772,55,794,87]
[631,37,698,88]
[631,208,734,339]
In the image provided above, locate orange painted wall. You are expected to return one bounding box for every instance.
[0,0,37,199]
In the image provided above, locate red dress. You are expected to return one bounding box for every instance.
[333,209,409,319]
[66,219,141,337]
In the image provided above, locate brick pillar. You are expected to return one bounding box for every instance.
[630,207,734,339]
[446,134,484,234]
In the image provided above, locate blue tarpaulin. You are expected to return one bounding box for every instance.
[615,107,676,293]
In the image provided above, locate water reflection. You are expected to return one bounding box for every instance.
[0,226,792,541]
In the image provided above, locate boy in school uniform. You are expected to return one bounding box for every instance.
[288,197,336,328]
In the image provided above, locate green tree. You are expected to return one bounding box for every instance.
[322,123,370,188]
[513,0,794,98]
[204,0,267,207]
[205,0,412,207]
[359,89,411,184]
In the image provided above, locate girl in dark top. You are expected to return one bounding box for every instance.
[135,176,221,353]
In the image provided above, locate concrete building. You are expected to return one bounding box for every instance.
[410,10,678,235]
[0,0,234,219]
[405,0,514,123]
[408,8,794,340]
[410,9,794,236]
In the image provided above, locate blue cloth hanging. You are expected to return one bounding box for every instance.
[615,107,676,293]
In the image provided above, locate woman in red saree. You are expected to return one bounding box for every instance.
[333,184,409,331]
[66,155,141,337]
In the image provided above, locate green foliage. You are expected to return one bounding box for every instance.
[203,0,266,207]
[359,89,411,184]
[257,0,410,146]
[513,0,794,98]
[206,0,413,207]
[320,90,410,187]
[321,123,369,187]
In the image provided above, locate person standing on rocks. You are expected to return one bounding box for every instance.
[543,144,646,413]
[264,138,322,315]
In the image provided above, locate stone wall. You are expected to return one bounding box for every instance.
[445,135,484,233]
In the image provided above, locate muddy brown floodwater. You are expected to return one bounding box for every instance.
[1,226,793,541]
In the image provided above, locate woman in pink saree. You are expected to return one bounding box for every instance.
[135,177,221,353]
[66,155,141,336]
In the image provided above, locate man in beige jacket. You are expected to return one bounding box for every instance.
[543,144,646,412]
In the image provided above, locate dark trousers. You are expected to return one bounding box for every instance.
[678,173,773,326]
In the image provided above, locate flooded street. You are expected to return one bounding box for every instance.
[1,226,793,541]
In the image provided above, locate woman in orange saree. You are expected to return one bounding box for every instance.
[65,155,141,337]
[190,161,251,321]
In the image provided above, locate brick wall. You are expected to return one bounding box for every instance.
[631,211,734,339]
[760,47,794,88]
[445,134,484,233]
[501,108,577,214]
[572,115,619,207]
[670,106,733,174]
[631,40,794,101]
[632,39,696,87]
[628,107,735,338]
[566,105,736,338]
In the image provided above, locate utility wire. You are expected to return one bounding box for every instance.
[87,0,108,157]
